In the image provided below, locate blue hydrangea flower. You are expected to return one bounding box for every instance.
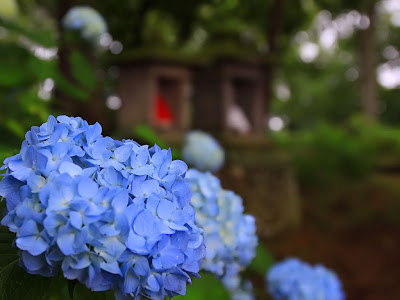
[186,169,257,292]
[230,280,255,300]
[0,115,205,299]
[266,258,345,300]
[182,131,225,172]
[62,6,107,45]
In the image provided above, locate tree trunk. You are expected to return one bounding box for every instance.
[359,5,378,121]
[264,0,284,116]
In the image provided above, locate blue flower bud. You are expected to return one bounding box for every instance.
[266,258,345,300]
[182,131,225,172]
[62,6,107,45]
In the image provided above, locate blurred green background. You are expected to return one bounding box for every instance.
[1,0,400,299]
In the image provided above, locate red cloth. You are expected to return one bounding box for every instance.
[154,94,174,125]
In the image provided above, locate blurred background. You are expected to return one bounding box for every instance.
[0,0,399,299]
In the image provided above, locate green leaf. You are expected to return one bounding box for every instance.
[28,58,57,81]
[0,243,17,264]
[0,44,34,87]
[0,146,19,167]
[0,226,36,300]
[0,18,56,48]
[135,124,168,149]
[70,51,96,91]
[0,224,18,269]
[67,282,115,300]
[134,124,181,159]
[0,249,78,300]
[0,226,58,300]
[0,257,48,300]
[248,245,274,276]
[174,272,230,300]
[53,72,90,101]
[5,119,26,139]
[68,280,77,299]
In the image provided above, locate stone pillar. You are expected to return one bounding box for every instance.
[117,61,191,133]
[193,61,265,134]
[218,136,302,238]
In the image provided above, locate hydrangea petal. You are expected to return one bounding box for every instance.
[133,210,156,237]
[123,271,140,294]
[16,236,48,256]
[0,176,24,198]
[57,232,76,255]
[21,251,46,271]
[78,177,98,198]
[160,245,184,269]
[126,232,147,255]
[59,161,82,177]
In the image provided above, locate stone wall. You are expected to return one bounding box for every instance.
[218,135,301,239]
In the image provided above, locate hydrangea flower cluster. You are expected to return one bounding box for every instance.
[62,6,107,45]
[266,258,345,300]
[182,131,224,173]
[0,115,205,299]
[230,280,255,300]
[185,169,257,292]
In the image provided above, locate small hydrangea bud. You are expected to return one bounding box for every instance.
[62,6,107,45]
[266,258,345,300]
[182,131,225,172]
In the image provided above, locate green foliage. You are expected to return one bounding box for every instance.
[248,245,274,276]
[272,117,400,185]
[0,224,56,300]
[0,47,51,142]
[59,282,115,300]
[348,116,400,166]
[142,10,179,47]
[271,44,359,130]
[69,51,96,92]
[0,224,17,267]
[0,258,51,300]
[272,127,365,185]
[0,16,56,48]
[0,223,115,300]
[0,145,18,167]
[0,4,103,144]
[0,0,18,19]
[0,14,55,144]
[314,0,375,13]
[135,124,168,149]
[96,0,206,48]
[134,124,182,159]
[97,0,310,59]
[174,272,230,300]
